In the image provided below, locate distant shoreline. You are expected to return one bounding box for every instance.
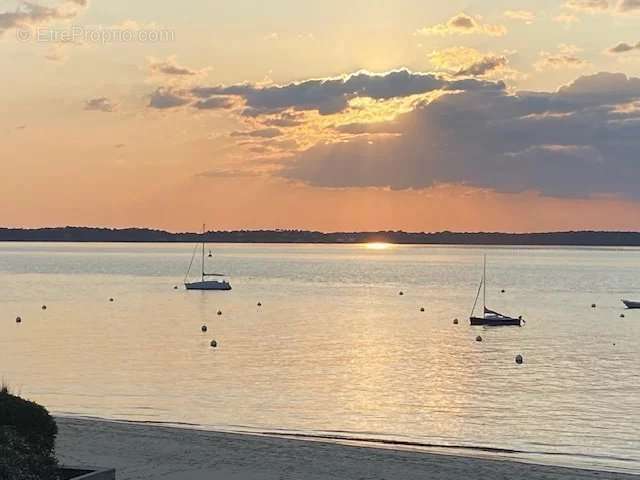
[2,227,640,247]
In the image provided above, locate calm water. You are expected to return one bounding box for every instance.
[2,242,640,472]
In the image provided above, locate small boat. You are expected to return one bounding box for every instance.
[622,299,640,309]
[470,256,523,326]
[184,224,232,291]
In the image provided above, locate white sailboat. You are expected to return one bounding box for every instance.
[470,255,523,326]
[184,225,232,291]
[622,299,640,309]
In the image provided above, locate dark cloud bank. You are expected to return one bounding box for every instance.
[150,69,640,199]
[283,72,640,199]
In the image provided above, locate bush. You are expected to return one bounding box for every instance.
[0,387,59,480]
[0,427,59,480]
[0,386,58,453]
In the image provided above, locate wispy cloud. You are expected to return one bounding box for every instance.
[416,13,507,37]
[565,0,609,12]
[84,97,117,112]
[608,41,640,53]
[503,10,536,24]
[0,0,88,36]
[148,88,191,109]
[535,45,589,71]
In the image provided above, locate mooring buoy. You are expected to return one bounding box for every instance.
[453,318,459,325]
[420,307,425,312]
[210,339,218,348]
[621,314,626,318]
[174,286,179,290]
[201,325,208,333]
[16,316,22,324]
[217,310,222,316]
[476,335,483,342]
[41,305,47,310]
[109,298,114,302]
[399,291,404,296]
[257,302,262,307]
[591,304,597,308]
[515,354,524,365]
[501,289,506,294]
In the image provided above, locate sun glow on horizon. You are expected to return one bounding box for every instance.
[364,242,394,250]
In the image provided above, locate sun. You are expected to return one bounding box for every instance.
[364,242,393,250]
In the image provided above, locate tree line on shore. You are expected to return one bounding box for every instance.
[2,227,640,246]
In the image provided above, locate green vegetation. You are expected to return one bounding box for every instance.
[0,386,59,480]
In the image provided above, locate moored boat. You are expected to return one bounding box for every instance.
[469,256,523,327]
[622,299,640,309]
[184,224,232,291]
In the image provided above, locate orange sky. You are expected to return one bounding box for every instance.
[2,0,640,232]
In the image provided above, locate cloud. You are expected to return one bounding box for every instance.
[416,13,507,37]
[535,45,589,71]
[280,72,640,199]
[428,47,518,81]
[618,0,640,12]
[565,0,610,12]
[230,128,283,139]
[186,69,504,116]
[148,88,191,109]
[456,55,508,77]
[563,0,640,14]
[0,0,87,36]
[84,97,116,112]
[193,97,235,110]
[148,56,206,77]
[503,10,536,23]
[608,41,640,53]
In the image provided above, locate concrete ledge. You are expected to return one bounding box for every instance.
[59,466,116,480]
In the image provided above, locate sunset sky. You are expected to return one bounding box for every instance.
[2,0,640,232]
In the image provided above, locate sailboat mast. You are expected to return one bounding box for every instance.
[201,223,206,282]
[483,254,487,313]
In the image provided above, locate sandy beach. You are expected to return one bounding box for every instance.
[55,417,639,480]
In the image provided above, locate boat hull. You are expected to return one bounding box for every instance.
[622,299,640,309]
[470,316,522,326]
[185,281,232,291]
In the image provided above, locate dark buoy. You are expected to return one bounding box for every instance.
[501,289,506,294]
[16,316,22,324]
[210,339,218,348]
[257,302,262,307]
[399,291,404,296]
[174,286,178,290]
[109,298,114,302]
[621,313,626,318]
[591,304,597,308]
[217,310,222,316]
[453,318,459,325]
[476,335,483,342]
[41,305,47,310]
[201,325,208,333]
[515,354,524,365]
[420,307,425,312]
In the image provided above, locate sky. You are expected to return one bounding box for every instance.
[1,0,640,232]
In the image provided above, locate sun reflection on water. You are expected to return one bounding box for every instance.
[364,242,394,251]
